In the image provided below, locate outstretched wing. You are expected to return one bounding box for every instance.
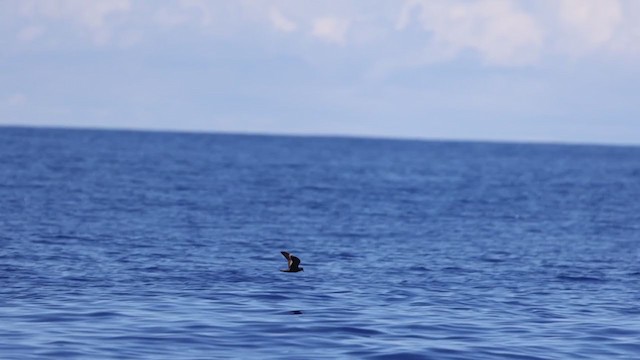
[281,251,293,270]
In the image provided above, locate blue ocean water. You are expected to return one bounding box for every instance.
[1,126,640,359]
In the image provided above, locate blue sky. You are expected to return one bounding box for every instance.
[1,0,639,145]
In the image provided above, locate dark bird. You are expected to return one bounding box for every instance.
[280,251,304,272]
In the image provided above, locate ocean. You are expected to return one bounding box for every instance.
[1,126,639,359]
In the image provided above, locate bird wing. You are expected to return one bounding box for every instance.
[281,251,293,269]
[290,255,301,269]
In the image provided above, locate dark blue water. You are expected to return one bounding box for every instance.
[1,127,640,359]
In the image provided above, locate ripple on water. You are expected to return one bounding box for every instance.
[555,273,607,283]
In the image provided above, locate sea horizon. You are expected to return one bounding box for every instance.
[3,123,639,149]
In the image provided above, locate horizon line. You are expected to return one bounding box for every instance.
[2,123,639,149]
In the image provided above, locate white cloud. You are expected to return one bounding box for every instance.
[312,16,350,45]
[398,0,543,66]
[154,7,189,27]
[19,0,131,44]
[178,0,214,27]
[556,0,623,53]
[5,0,640,64]
[22,0,131,28]
[17,25,44,42]
[269,7,297,33]
[611,1,640,55]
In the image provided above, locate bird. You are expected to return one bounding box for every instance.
[280,251,304,272]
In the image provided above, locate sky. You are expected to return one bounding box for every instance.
[1,0,639,145]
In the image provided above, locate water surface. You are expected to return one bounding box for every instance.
[1,127,639,359]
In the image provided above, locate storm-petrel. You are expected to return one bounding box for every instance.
[280,251,304,272]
